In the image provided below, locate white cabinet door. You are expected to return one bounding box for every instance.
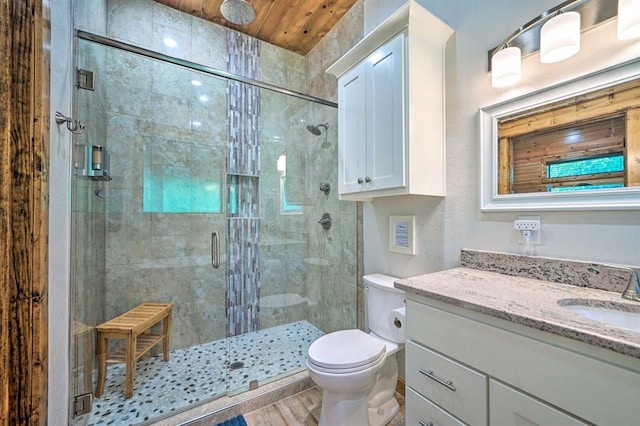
[366,32,405,192]
[337,63,367,194]
[490,380,588,426]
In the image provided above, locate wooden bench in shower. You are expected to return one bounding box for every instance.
[95,302,174,399]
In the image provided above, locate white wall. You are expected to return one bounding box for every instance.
[363,0,640,279]
[49,0,73,423]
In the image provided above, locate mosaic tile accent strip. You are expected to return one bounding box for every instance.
[83,321,323,426]
[227,218,261,336]
[227,175,259,218]
[460,249,632,292]
[225,30,262,337]
[226,31,260,177]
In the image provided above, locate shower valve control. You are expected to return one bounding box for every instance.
[319,182,331,195]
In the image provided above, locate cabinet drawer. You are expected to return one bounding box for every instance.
[405,387,465,426]
[490,380,587,425]
[406,340,487,426]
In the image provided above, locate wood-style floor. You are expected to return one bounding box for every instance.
[244,387,406,426]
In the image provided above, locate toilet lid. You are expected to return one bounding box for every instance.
[307,329,386,370]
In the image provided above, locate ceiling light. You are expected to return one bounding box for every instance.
[618,0,640,40]
[198,95,209,102]
[191,80,202,87]
[220,0,256,25]
[491,46,522,88]
[540,11,581,64]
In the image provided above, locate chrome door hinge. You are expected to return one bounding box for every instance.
[73,393,93,417]
[76,68,95,91]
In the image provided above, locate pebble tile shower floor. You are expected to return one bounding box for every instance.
[81,320,323,426]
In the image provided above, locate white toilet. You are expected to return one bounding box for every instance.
[306,274,406,426]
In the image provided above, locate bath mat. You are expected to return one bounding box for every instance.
[216,414,247,426]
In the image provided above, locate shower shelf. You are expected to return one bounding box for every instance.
[227,172,259,178]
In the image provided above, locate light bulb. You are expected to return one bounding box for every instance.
[540,11,581,64]
[492,46,522,88]
[618,0,640,40]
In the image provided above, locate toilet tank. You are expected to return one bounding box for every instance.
[364,274,405,343]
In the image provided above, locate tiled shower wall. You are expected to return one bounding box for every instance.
[73,0,362,355]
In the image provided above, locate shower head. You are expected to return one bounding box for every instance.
[220,0,256,25]
[306,123,329,136]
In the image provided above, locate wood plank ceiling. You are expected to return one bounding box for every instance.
[154,0,358,55]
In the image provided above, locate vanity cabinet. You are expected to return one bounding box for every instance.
[405,296,640,425]
[327,2,453,201]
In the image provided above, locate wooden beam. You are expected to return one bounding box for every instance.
[626,107,640,187]
[0,0,12,420]
[1,0,49,423]
[499,82,640,139]
[498,137,511,194]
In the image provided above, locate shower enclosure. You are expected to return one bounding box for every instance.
[70,16,357,425]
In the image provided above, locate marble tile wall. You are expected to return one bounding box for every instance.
[305,0,365,102]
[302,0,364,333]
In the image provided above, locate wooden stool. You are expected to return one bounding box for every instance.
[95,302,174,399]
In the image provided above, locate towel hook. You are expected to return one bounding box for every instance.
[55,111,85,134]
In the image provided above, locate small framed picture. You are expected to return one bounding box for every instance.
[389,216,415,255]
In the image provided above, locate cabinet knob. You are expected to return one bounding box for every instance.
[357,177,364,184]
[364,176,372,183]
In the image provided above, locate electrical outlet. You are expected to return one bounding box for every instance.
[514,219,541,231]
[514,215,541,245]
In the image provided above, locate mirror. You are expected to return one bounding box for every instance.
[480,58,640,211]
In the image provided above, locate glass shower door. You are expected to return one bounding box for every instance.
[72,38,230,424]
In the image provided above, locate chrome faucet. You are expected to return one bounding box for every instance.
[620,267,640,302]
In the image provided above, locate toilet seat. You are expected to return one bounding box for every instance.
[307,329,386,374]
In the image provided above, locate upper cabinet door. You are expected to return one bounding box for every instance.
[327,1,453,201]
[338,63,367,195]
[366,33,405,192]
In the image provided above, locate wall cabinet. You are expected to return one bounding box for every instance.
[327,2,454,200]
[405,296,640,425]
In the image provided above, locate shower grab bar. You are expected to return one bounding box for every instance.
[211,232,220,269]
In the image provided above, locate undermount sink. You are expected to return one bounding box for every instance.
[558,299,640,333]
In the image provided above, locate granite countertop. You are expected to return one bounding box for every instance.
[395,267,640,359]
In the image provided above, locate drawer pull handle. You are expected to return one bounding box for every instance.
[419,368,456,392]
[419,422,434,426]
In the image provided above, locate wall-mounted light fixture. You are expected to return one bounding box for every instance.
[618,0,640,40]
[489,0,640,88]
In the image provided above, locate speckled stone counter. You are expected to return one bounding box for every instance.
[396,266,640,359]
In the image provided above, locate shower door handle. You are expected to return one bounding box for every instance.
[211,231,220,269]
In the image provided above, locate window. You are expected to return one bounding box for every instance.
[547,154,624,179]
